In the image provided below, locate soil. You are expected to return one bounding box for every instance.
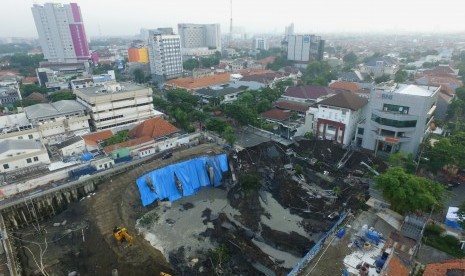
[14,144,217,276]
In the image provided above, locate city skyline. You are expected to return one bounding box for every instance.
[1,0,465,38]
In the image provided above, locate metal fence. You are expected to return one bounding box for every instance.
[288,211,348,276]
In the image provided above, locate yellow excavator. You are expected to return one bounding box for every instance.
[113,226,133,246]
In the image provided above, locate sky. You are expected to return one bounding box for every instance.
[2,0,465,38]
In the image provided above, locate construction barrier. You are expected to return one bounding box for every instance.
[288,211,348,276]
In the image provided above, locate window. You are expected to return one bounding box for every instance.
[358,128,364,135]
[18,136,23,139]
[3,164,9,169]
[383,104,409,114]
[33,157,39,162]
[28,134,33,139]
[371,114,417,128]
[27,158,32,163]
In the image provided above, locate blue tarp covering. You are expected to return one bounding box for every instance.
[136,154,229,206]
[80,152,93,162]
[336,228,346,239]
[445,218,463,230]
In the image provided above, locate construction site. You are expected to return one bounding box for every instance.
[6,140,385,275]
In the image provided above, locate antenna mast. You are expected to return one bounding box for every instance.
[229,0,233,46]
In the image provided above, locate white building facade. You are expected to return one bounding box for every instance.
[148,28,183,81]
[358,83,439,156]
[287,34,324,63]
[31,3,90,63]
[178,23,221,50]
[0,140,51,173]
[253,38,268,50]
[74,81,161,131]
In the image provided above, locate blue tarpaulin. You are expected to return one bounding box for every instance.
[136,154,229,206]
[80,152,93,162]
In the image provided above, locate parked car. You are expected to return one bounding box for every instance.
[162,152,173,160]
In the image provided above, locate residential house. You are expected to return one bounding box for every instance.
[423,259,465,276]
[55,136,85,157]
[0,139,50,173]
[82,130,113,151]
[195,86,249,104]
[314,91,368,146]
[360,56,398,78]
[282,85,338,103]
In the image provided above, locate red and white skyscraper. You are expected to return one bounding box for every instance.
[31,3,90,63]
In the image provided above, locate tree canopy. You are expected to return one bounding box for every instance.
[183,59,200,71]
[303,61,336,86]
[48,91,76,102]
[343,52,358,67]
[423,132,465,173]
[394,70,408,83]
[375,167,446,214]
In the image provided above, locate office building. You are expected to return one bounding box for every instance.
[31,3,90,63]
[357,82,439,157]
[287,34,325,64]
[74,81,162,131]
[178,23,221,50]
[147,28,183,82]
[253,37,268,50]
[128,47,149,64]
[285,23,294,36]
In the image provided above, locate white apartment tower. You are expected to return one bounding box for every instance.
[31,3,90,63]
[253,37,268,50]
[177,24,221,50]
[148,28,183,82]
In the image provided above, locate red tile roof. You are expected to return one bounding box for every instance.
[423,259,465,276]
[165,73,231,90]
[318,91,368,110]
[329,81,362,93]
[82,130,113,146]
[103,136,153,153]
[274,100,311,112]
[382,255,409,276]
[26,92,48,103]
[129,117,179,139]
[22,77,38,84]
[261,108,291,121]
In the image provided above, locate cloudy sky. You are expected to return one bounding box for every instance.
[2,0,465,38]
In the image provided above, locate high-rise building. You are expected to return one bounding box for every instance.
[177,24,221,50]
[287,34,324,64]
[253,37,268,50]
[128,41,149,64]
[285,23,294,36]
[31,3,90,63]
[147,28,183,82]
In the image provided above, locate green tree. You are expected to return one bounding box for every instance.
[20,84,48,97]
[375,167,446,214]
[394,70,408,83]
[183,58,199,70]
[206,118,228,133]
[14,99,40,107]
[102,130,129,147]
[173,108,189,130]
[304,61,336,86]
[294,164,303,175]
[343,52,358,67]
[48,91,76,102]
[223,125,236,146]
[133,69,145,83]
[266,55,292,71]
[374,74,390,84]
[388,152,416,174]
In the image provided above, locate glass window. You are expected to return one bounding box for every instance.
[3,164,9,169]
[34,157,39,162]
[27,158,32,163]
[371,114,417,128]
[383,104,409,114]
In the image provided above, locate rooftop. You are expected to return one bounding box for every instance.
[24,100,86,120]
[274,100,311,112]
[329,81,362,93]
[0,139,42,154]
[55,136,83,150]
[103,136,153,153]
[165,73,231,90]
[129,117,179,140]
[75,82,147,97]
[82,130,113,146]
[261,108,291,122]
[196,86,248,98]
[318,91,368,111]
[423,259,465,276]
[395,84,439,97]
[284,85,335,100]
